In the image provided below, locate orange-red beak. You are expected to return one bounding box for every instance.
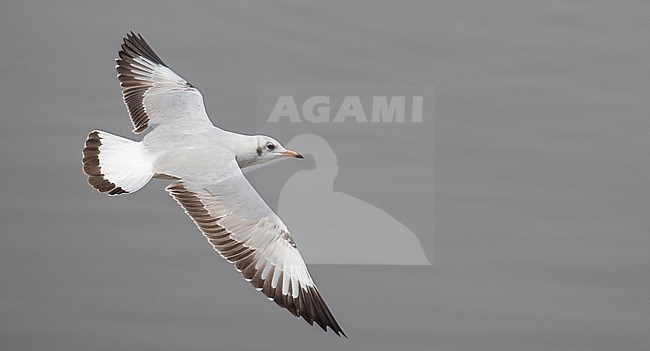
[281,150,304,159]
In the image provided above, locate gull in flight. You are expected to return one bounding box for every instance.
[81,32,345,336]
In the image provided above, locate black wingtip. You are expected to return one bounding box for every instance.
[120,31,166,66]
[335,328,348,338]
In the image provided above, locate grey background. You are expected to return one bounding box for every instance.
[1,1,649,350]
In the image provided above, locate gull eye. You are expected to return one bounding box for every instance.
[266,143,275,151]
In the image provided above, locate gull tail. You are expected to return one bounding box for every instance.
[82,130,154,196]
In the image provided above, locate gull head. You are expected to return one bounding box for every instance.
[235,135,304,169]
[256,136,304,161]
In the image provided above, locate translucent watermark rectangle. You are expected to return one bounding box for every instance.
[252,85,435,265]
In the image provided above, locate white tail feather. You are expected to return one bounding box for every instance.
[82,130,153,195]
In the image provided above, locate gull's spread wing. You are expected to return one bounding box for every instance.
[166,162,346,336]
[116,32,213,133]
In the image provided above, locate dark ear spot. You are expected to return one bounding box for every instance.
[256,146,262,156]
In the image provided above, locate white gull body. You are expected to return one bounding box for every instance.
[82,32,345,336]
